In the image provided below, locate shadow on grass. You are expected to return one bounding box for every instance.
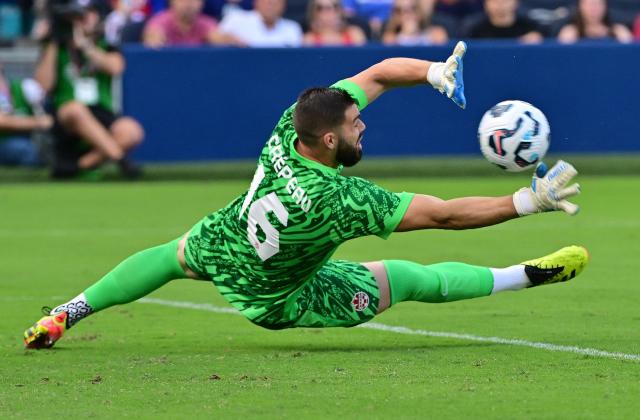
[240,341,498,353]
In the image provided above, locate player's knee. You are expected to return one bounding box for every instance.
[415,267,449,303]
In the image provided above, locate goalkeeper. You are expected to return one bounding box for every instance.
[24,42,587,348]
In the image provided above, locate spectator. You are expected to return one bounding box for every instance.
[303,0,366,46]
[219,0,303,46]
[557,0,632,44]
[30,0,49,41]
[435,0,482,21]
[466,0,542,43]
[143,0,241,46]
[382,0,448,45]
[104,0,149,45]
[204,0,253,20]
[0,70,52,166]
[342,0,392,39]
[141,0,253,19]
[35,0,144,178]
[281,0,307,26]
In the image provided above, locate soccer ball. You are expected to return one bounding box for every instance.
[478,100,550,172]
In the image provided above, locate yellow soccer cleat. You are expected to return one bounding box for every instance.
[23,309,68,349]
[521,245,589,287]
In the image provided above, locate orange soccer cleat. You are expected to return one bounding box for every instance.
[23,309,68,349]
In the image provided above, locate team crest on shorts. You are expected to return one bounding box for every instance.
[352,291,369,311]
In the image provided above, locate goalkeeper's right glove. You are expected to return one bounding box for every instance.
[427,41,467,109]
[512,160,581,216]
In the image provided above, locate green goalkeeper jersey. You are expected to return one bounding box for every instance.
[188,80,413,324]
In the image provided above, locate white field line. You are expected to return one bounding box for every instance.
[138,297,640,362]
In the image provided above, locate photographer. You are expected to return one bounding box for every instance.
[36,0,144,179]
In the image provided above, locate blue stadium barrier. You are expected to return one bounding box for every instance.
[122,42,640,162]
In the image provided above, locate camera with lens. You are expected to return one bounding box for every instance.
[47,0,89,42]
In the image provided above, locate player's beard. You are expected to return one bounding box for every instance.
[336,133,363,167]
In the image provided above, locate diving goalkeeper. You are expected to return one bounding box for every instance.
[24,42,587,348]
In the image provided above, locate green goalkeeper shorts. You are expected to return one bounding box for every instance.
[280,259,380,329]
[183,219,379,330]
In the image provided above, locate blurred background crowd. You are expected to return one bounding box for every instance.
[2,0,640,47]
[0,0,639,178]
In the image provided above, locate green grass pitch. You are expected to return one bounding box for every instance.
[2,176,640,418]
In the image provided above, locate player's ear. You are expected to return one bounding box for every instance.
[322,132,337,150]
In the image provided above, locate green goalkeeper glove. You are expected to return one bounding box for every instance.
[513,160,581,216]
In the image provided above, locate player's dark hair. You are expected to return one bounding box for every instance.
[293,87,356,146]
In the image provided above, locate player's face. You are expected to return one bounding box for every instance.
[335,104,366,167]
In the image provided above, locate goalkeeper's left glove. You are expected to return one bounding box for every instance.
[512,160,581,216]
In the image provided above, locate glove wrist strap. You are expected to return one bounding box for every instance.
[427,62,445,91]
[513,188,538,216]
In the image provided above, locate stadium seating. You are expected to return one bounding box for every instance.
[521,0,640,26]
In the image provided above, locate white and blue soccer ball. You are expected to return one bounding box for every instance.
[478,100,550,172]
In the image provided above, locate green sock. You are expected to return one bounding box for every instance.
[383,260,494,306]
[84,238,185,311]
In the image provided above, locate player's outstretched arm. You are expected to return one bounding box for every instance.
[396,160,581,231]
[396,194,519,231]
[347,41,467,108]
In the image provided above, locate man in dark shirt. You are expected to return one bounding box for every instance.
[467,0,542,43]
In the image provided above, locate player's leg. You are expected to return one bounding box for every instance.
[23,230,203,349]
[255,245,588,330]
[263,260,382,329]
[364,245,589,314]
[364,260,494,313]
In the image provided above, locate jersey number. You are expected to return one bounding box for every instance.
[239,164,289,261]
